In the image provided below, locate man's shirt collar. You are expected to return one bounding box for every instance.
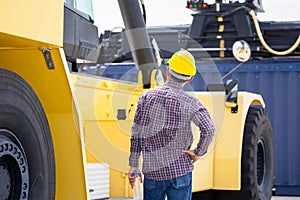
[164,80,183,90]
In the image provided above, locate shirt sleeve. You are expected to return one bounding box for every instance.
[190,100,215,157]
[129,95,143,167]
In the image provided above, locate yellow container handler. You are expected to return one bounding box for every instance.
[0,0,274,199]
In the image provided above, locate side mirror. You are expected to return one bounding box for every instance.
[225,78,239,111]
[222,40,251,80]
[222,40,249,112]
[232,40,251,63]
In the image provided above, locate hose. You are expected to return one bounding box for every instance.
[220,6,246,18]
[249,10,300,56]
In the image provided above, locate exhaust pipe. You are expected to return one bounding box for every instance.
[117,0,156,88]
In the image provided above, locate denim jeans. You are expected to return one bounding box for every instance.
[143,172,192,200]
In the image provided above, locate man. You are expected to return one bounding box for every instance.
[128,49,215,200]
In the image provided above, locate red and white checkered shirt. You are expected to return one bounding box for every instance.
[129,80,215,181]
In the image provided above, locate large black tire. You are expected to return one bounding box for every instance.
[217,107,274,200]
[0,69,55,199]
[241,107,274,200]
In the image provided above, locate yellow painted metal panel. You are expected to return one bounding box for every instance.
[73,72,265,195]
[71,74,141,197]
[192,92,227,191]
[192,139,214,191]
[0,48,89,199]
[71,74,142,121]
[212,92,264,190]
[0,0,63,47]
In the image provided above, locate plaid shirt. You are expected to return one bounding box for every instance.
[129,80,215,181]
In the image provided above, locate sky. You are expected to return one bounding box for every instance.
[93,0,300,34]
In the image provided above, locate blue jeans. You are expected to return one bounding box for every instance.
[143,172,192,200]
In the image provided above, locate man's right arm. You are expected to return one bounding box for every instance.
[191,102,215,157]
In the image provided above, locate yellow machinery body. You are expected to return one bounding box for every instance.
[0,0,265,199]
[72,73,264,197]
[0,0,89,199]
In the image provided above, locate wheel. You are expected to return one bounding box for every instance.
[241,107,274,200]
[218,107,274,200]
[0,68,55,199]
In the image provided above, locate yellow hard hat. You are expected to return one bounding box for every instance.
[167,49,196,79]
